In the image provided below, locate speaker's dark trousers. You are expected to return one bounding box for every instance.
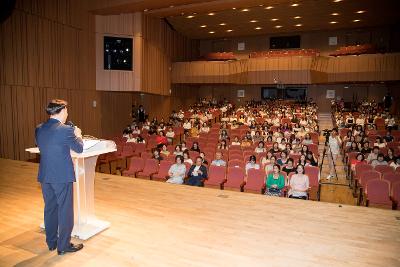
[41,182,74,251]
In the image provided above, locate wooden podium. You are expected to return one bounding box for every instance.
[26,139,116,240]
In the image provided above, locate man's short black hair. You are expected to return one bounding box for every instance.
[46,99,67,115]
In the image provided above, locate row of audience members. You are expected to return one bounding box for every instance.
[166,154,310,199]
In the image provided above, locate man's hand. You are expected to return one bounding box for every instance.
[74,127,82,139]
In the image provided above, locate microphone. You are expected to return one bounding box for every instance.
[65,121,75,127]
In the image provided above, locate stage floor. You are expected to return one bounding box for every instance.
[0,158,399,267]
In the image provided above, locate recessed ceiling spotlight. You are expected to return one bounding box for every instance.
[255,27,262,30]
[143,9,149,12]
[275,25,283,28]
[331,12,339,16]
[259,4,264,7]
[291,3,299,7]
[200,25,207,28]
[250,20,258,23]
[226,29,233,32]
[208,12,215,16]
[295,24,302,27]
[241,8,250,12]
[330,21,338,24]
[265,6,274,9]
[169,5,174,8]
[232,7,236,10]
[356,10,366,14]
[186,15,195,18]
[271,18,279,21]
[209,31,215,34]
[353,19,361,22]
[219,23,226,26]
[333,0,342,2]
[294,16,302,19]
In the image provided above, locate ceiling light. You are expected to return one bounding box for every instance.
[271,18,279,21]
[330,21,338,24]
[208,31,215,34]
[186,15,195,18]
[353,19,361,22]
[200,25,207,28]
[356,10,366,14]
[331,13,339,16]
[219,23,226,26]
[333,0,342,2]
[241,8,250,12]
[275,25,283,28]
[169,5,174,8]
[259,4,264,7]
[208,12,215,16]
[226,29,233,32]
[294,16,301,19]
[295,24,302,27]
[265,6,274,9]
[143,9,149,12]
[250,20,258,23]
[255,27,262,30]
[291,3,299,7]
[232,7,236,10]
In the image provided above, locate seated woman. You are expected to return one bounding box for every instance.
[155,130,168,145]
[241,136,252,147]
[173,145,183,156]
[219,129,229,140]
[186,157,208,186]
[374,137,387,148]
[385,148,397,163]
[165,127,175,144]
[260,150,273,168]
[282,158,295,175]
[265,164,285,197]
[166,155,186,184]
[305,152,318,167]
[277,151,288,166]
[288,164,310,200]
[245,155,260,174]
[302,133,313,145]
[160,144,170,157]
[254,141,266,153]
[191,142,201,153]
[183,151,193,165]
[371,153,388,168]
[298,154,308,166]
[199,152,208,165]
[350,153,365,172]
[231,136,241,146]
[346,141,360,153]
[200,122,210,133]
[217,139,229,150]
[152,149,163,162]
[270,142,281,154]
[264,155,277,174]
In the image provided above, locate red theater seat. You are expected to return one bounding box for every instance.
[244,169,265,194]
[204,165,226,189]
[365,179,392,209]
[136,159,159,179]
[152,161,174,181]
[122,157,144,177]
[224,167,245,191]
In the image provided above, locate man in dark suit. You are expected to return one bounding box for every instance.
[186,157,208,186]
[35,99,84,255]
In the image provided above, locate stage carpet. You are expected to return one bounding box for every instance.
[0,158,399,267]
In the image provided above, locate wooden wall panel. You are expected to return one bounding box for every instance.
[172,54,400,85]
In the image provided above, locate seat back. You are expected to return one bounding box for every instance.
[206,165,226,184]
[143,159,159,174]
[366,179,391,204]
[126,157,144,173]
[355,163,373,179]
[391,181,400,205]
[225,167,245,187]
[383,172,400,185]
[304,165,320,187]
[246,169,266,190]
[157,161,174,176]
[227,159,245,169]
[374,165,394,175]
[360,170,381,186]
